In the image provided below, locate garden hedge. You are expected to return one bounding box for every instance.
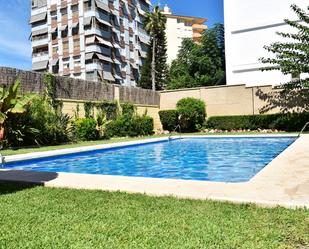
[158,110,179,131]
[176,98,206,132]
[106,115,154,137]
[206,113,309,132]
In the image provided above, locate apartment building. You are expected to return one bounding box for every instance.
[224,0,307,86]
[30,0,151,86]
[162,5,207,64]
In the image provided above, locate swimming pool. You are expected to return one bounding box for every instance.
[3,137,296,183]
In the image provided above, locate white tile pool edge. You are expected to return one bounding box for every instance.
[1,134,308,209]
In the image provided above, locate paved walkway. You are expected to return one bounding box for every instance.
[1,135,308,208]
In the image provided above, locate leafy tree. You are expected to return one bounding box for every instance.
[258,4,309,113]
[167,24,226,90]
[138,5,168,91]
[0,80,34,144]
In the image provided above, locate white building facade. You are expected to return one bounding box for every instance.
[30,0,151,86]
[224,0,307,87]
[162,5,207,64]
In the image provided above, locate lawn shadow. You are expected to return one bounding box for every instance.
[0,170,58,195]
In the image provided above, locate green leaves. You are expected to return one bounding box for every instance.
[0,80,33,125]
[259,4,309,112]
[261,4,309,81]
[167,24,226,90]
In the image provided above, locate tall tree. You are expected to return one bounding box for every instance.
[167,24,226,90]
[138,6,168,91]
[258,4,309,113]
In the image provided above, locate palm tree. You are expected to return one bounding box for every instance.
[143,5,167,91]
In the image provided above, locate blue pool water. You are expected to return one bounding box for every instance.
[4,137,296,182]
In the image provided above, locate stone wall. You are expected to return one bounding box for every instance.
[0,67,160,105]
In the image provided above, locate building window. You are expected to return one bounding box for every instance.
[51,11,57,21]
[63,41,69,53]
[84,1,92,11]
[72,25,79,36]
[73,38,80,51]
[71,4,79,13]
[52,30,58,40]
[60,7,68,17]
[74,56,81,67]
[52,45,58,54]
[63,58,70,69]
[61,28,68,38]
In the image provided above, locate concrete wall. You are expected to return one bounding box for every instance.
[224,0,307,86]
[160,84,280,117]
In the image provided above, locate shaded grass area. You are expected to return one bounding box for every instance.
[1,132,296,156]
[0,182,308,249]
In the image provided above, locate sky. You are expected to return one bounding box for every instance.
[0,0,223,70]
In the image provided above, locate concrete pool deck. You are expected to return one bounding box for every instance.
[0,134,308,208]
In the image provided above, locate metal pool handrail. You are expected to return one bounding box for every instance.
[298,122,309,137]
[0,145,4,166]
[169,124,182,140]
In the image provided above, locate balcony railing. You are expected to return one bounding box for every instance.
[32,51,48,57]
[32,34,48,41]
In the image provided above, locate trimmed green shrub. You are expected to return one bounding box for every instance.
[74,118,98,141]
[206,113,309,132]
[176,98,206,132]
[121,102,135,117]
[106,115,154,137]
[158,110,179,131]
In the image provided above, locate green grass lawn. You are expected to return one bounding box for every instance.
[0,182,308,249]
[1,132,297,156]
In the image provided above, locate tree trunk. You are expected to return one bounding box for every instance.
[151,38,156,91]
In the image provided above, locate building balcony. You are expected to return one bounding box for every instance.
[86,62,103,71]
[86,45,111,55]
[32,37,48,48]
[85,28,111,39]
[193,32,203,43]
[192,24,207,31]
[32,52,48,62]
[193,32,203,38]
[31,5,47,15]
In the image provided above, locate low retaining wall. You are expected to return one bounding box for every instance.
[160,84,280,116]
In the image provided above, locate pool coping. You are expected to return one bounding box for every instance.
[1,134,308,209]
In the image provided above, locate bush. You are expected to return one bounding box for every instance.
[5,97,73,148]
[158,110,179,131]
[106,115,154,138]
[121,102,135,117]
[206,113,309,132]
[74,118,98,141]
[176,98,206,132]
